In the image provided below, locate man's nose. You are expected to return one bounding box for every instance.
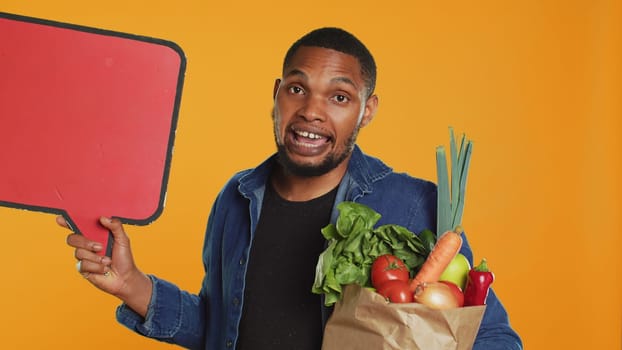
[298,95,326,121]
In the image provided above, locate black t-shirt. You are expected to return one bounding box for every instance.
[236,183,337,350]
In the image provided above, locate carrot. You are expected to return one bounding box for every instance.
[409,228,463,291]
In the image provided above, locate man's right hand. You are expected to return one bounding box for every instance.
[60,216,153,318]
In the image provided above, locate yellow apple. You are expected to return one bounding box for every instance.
[439,253,471,290]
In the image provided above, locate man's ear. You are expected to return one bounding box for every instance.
[360,94,379,128]
[273,79,281,100]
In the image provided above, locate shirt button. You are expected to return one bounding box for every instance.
[233,297,240,306]
[226,339,233,347]
[239,258,246,265]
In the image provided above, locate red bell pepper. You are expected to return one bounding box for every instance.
[463,258,494,306]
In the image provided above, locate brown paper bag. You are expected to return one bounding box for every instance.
[322,284,486,350]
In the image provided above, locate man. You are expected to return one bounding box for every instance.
[63,27,522,349]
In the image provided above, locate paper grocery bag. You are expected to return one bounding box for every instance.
[322,284,486,350]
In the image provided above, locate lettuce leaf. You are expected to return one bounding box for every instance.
[312,202,428,306]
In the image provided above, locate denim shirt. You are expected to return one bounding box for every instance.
[116,146,523,350]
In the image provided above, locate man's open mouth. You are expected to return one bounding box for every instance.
[285,126,332,157]
[295,129,326,143]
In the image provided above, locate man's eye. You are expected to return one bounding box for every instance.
[333,95,349,103]
[289,86,304,94]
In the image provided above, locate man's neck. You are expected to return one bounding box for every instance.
[270,161,348,202]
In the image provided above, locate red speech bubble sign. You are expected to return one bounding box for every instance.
[0,13,186,256]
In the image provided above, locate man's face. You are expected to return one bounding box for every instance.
[272,46,377,177]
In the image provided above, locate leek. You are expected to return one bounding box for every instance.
[436,127,473,238]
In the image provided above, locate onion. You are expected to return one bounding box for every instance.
[413,282,461,310]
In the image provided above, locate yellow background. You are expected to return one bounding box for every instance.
[1,1,620,349]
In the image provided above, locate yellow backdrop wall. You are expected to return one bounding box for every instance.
[1,1,620,349]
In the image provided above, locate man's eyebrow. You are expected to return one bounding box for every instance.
[331,76,357,89]
[284,69,359,89]
[284,69,307,80]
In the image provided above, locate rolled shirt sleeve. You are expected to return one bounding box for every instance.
[116,275,206,349]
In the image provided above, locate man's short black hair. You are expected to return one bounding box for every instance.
[283,27,377,97]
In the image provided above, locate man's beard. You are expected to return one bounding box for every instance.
[275,127,359,177]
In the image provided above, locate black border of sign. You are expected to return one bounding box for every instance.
[0,11,187,254]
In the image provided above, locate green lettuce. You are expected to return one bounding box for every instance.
[312,202,429,306]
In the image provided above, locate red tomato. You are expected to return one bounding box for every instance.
[376,280,414,303]
[371,254,410,289]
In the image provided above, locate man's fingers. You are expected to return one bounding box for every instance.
[99,216,130,245]
[66,233,105,252]
[62,216,129,249]
[56,215,69,229]
[76,256,110,274]
[74,246,111,264]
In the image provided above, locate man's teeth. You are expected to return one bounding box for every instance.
[295,130,323,139]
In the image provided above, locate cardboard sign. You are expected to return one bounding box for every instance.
[0,12,186,256]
